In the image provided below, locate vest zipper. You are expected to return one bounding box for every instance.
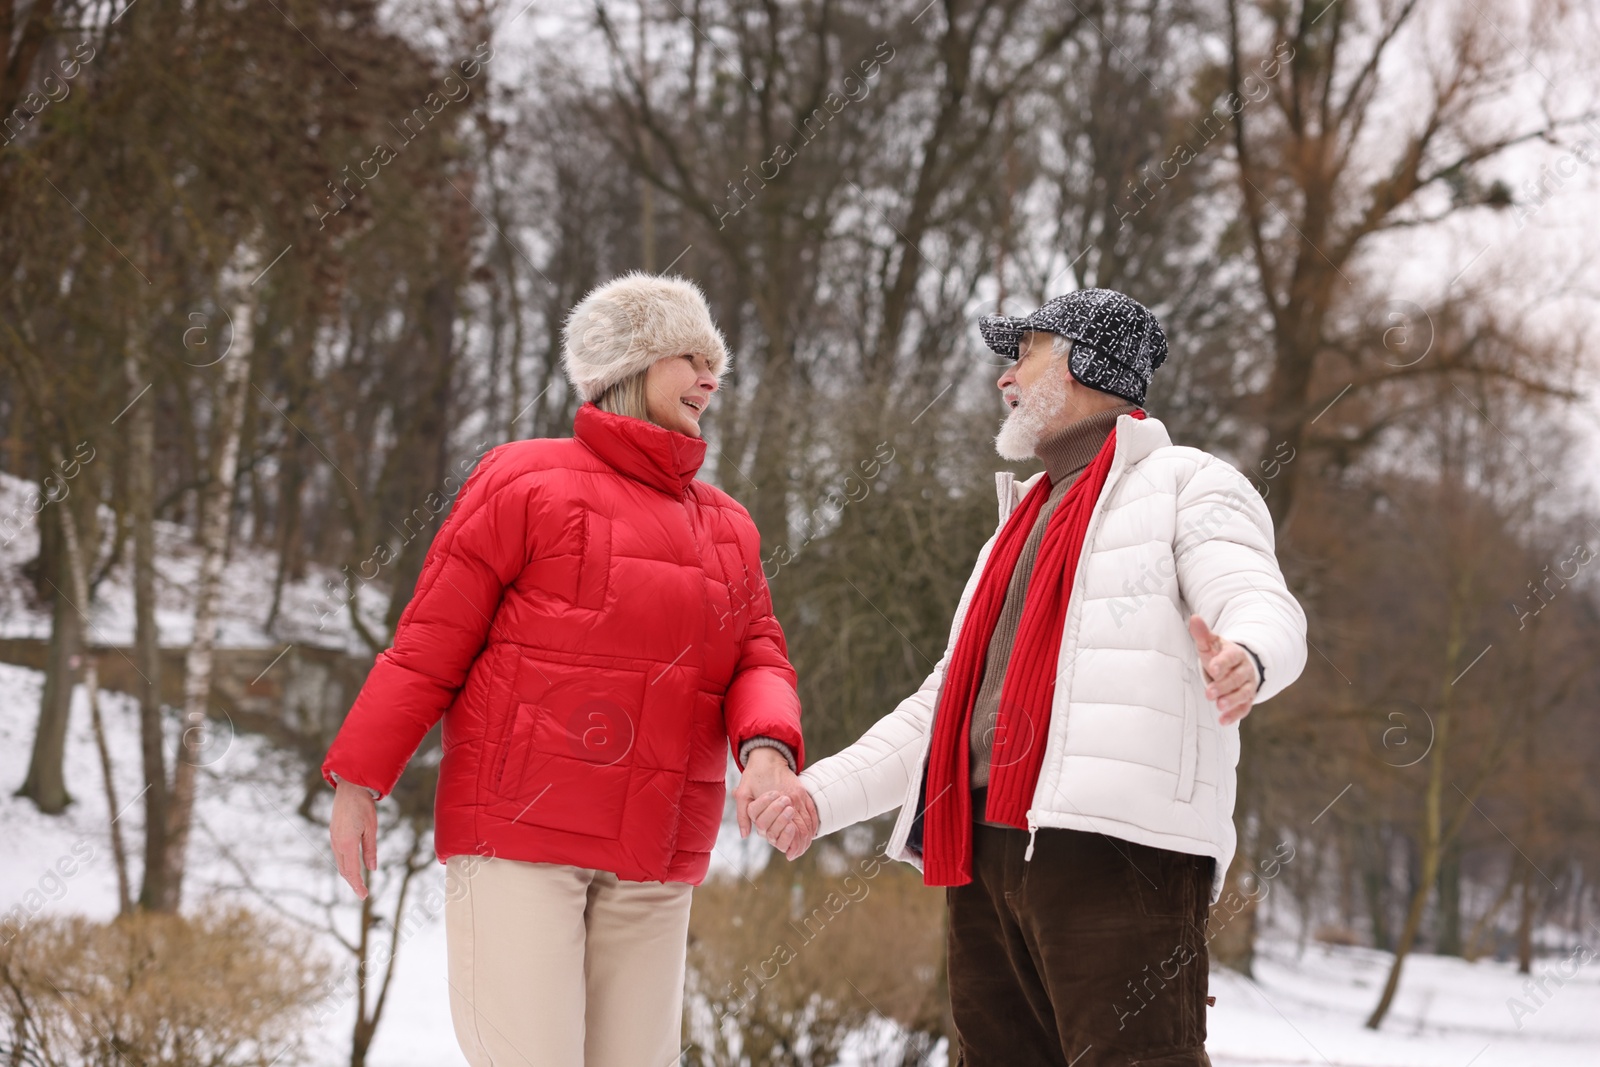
[1018,427,1138,864]
[1034,451,1127,807]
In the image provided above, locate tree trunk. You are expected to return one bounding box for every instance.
[1209,847,1262,976]
[348,888,376,1067]
[51,483,129,908]
[16,508,85,814]
[1463,859,1520,962]
[84,652,132,914]
[265,447,304,633]
[1436,837,1463,956]
[1367,572,1469,1029]
[742,316,796,554]
[1360,826,1392,951]
[55,481,132,914]
[1516,862,1536,975]
[347,829,423,1067]
[127,337,171,913]
[1369,735,1446,1023]
[1211,714,1265,974]
[160,247,259,912]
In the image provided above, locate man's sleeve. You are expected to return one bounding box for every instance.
[1172,457,1307,704]
[799,528,1001,837]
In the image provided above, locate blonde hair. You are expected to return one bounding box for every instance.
[592,368,652,423]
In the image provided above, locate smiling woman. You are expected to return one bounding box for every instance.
[644,351,720,434]
[321,270,813,1067]
[593,348,719,435]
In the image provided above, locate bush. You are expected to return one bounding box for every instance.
[685,844,947,1067]
[0,903,333,1067]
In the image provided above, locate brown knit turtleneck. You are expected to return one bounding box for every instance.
[967,400,1138,817]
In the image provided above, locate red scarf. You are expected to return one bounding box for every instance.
[922,409,1144,886]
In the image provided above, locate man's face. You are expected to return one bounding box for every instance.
[994,331,1072,461]
[996,331,1063,404]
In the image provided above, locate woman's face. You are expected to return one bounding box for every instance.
[645,352,719,437]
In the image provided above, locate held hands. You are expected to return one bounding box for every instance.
[330,779,379,899]
[735,747,818,860]
[747,789,819,859]
[1189,613,1258,726]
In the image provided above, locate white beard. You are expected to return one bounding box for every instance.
[994,363,1071,461]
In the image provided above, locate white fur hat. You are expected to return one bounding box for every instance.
[561,271,730,403]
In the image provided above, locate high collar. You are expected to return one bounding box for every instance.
[998,411,1170,518]
[573,402,707,495]
[1036,402,1140,484]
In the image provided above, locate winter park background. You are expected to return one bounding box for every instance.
[4,1,1600,1065]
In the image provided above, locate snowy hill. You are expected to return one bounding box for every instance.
[0,470,387,654]
[2,661,1596,1067]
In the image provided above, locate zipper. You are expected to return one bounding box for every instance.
[1036,451,1128,805]
[492,730,513,789]
[1020,429,1138,862]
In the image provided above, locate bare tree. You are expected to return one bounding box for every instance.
[1212,0,1592,971]
[162,245,260,912]
[125,298,169,911]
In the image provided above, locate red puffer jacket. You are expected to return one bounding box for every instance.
[321,403,804,884]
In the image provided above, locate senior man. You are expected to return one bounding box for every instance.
[751,288,1307,1066]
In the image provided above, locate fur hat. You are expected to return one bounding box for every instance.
[561,272,730,403]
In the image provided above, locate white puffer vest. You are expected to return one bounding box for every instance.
[798,412,1307,902]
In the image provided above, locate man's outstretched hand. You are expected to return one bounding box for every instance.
[735,747,816,859]
[1189,614,1258,726]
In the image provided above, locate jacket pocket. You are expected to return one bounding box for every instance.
[489,696,632,840]
[1176,665,1199,803]
[493,660,647,789]
[492,700,538,794]
[575,509,612,610]
[485,659,646,840]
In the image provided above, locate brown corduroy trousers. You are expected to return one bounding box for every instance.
[946,818,1215,1067]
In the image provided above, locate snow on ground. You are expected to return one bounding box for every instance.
[0,661,465,1067]
[1207,938,1600,1067]
[2,659,1597,1066]
[0,470,387,653]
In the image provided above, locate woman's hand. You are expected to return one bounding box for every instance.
[748,789,818,859]
[330,779,379,899]
[735,748,815,859]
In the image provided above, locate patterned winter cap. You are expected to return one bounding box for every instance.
[978,288,1168,405]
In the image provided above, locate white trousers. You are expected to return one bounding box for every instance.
[444,855,694,1067]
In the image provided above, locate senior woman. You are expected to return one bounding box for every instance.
[322,272,814,1067]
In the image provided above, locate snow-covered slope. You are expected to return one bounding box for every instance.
[0,662,465,1066]
[1207,940,1599,1067]
[0,470,387,653]
[1,661,1595,1067]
